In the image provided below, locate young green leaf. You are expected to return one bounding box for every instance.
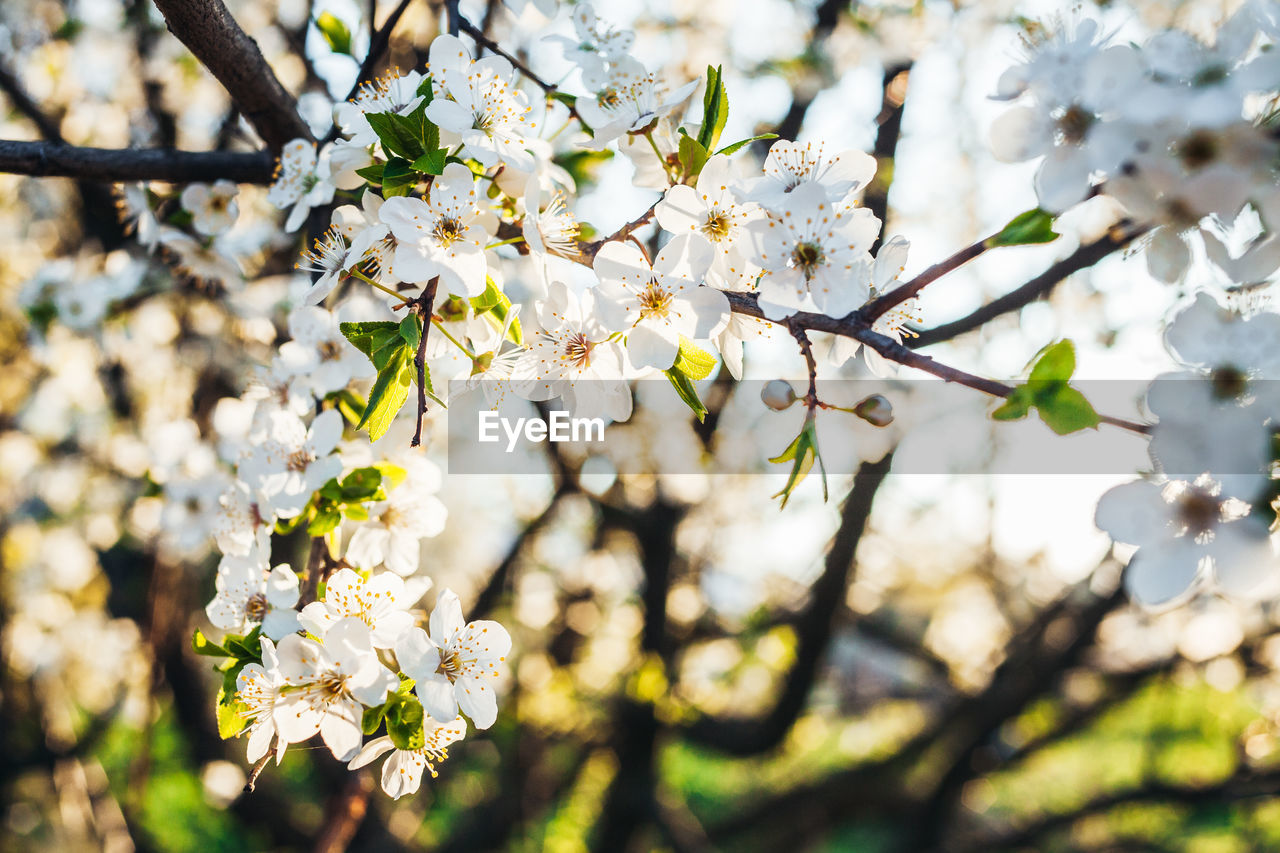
[697,65,728,152]
[192,628,229,658]
[1027,339,1076,384]
[673,336,717,380]
[341,321,401,359]
[357,344,414,441]
[986,208,1059,247]
[366,113,425,161]
[665,365,708,422]
[769,418,826,509]
[314,11,352,55]
[715,133,778,157]
[1035,385,1101,434]
[215,686,249,739]
[677,129,709,181]
[399,314,422,349]
[385,693,427,750]
[380,157,418,197]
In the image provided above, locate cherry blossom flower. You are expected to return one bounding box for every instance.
[213,481,275,558]
[180,180,239,236]
[379,162,492,297]
[235,636,288,763]
[240,409,345,518]
[346,718,468,798]
[510,281,632,420]
[592,234,728,370]
[334,70,427,147]
[394,589,510,729]
[268,139,337,232]
[298,568,415,648]
[522,176,580,260]
[827,236,916,376]
[578,72,698,149]
[273,618,399,760]
[295,223,384,305]
[344,457,448,576]
[656,154,763,287]
[277,306,375,396]
[545,3,634,76]
[425,35,537,171]
[743,140,878,210]
[1096,476,1275,607]
[205,557,302,640]
[745,181,880,320]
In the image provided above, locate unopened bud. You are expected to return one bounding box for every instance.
[761,380,798,411]
[854,394,894,427]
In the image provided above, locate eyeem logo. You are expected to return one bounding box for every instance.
[478,411,606,453]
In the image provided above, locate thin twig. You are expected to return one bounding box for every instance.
[411,276,440,447]
[445,0,461,36]
[456,15,555,94]
[323,0,418,143]
[858,236,988,322]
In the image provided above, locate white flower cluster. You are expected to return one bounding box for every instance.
[1097,293,1280,608]
[991,6,1280,283]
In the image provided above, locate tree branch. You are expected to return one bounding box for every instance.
[151,0,313,151]
[0,139,275,183]
[910,223,1147,348]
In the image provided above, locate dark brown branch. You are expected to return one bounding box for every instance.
[681,455,893,755]
[911,223,1148,348]
[0,139,275,183]
[864,62,911,255]
[151,0,313,151]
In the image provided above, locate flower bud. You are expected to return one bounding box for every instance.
[854,394,893,427]
[761,380,798,411]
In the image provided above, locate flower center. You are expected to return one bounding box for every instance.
[318,340,344,361]
[318,670,351,700]
[791,241,825,278]
[433,217,466,248]
[1176,130,1218,170]
[436,651,462,681]
[1177,486,1220,537]
[563,332,593,368]
[244,593,268,622]
[1055,104,1094,146]
[1211,365,1248,400]
[286,448,315,473]
[702,210,731,241]
[638,284,673,318]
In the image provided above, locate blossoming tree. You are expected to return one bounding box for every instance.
[6,0,1280,849]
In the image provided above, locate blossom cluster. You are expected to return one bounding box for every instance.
[991,4,1280,283]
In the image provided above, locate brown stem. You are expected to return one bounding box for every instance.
[411,276,440,447]
[858,237,988,322]
[297,537,331,608]
[151,0,313,151]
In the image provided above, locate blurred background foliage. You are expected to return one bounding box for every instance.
[4,0,1280,851]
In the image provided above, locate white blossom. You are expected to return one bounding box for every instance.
[395,589,510,729]
[298,568,414,648]
[205,557,302,640]
[180,180,240,236]
[268,139,337,232]
[346,719,468,799]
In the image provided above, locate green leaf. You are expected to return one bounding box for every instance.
[549,91,577,110]
[991,388,1032,422]
[986,208,1060,247]
[399,314,422,349]
[375,461,408,490]
[715,133,778,156]
[677,130,709,181]
[665,366,708,422]
[380,156,417,197]
[366,113,425,161]
[697,65,728,152]
[1027,339,1076,384]
[769,418,826,509]
[673,336,717,380]
[192,628,229,658]
[331,389,367,425]
[357,344,414,441]
[386,694,426,750]
[215,686,249,739]
[411,148,449,176]
[362,701,390,735]
[224,628,262,661]
[340,466,384,501]
[315,11,352,55]
[471,278,522,344]
[340,321,400,359]
[1035,385,1100,435]
[355,162,385,185]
